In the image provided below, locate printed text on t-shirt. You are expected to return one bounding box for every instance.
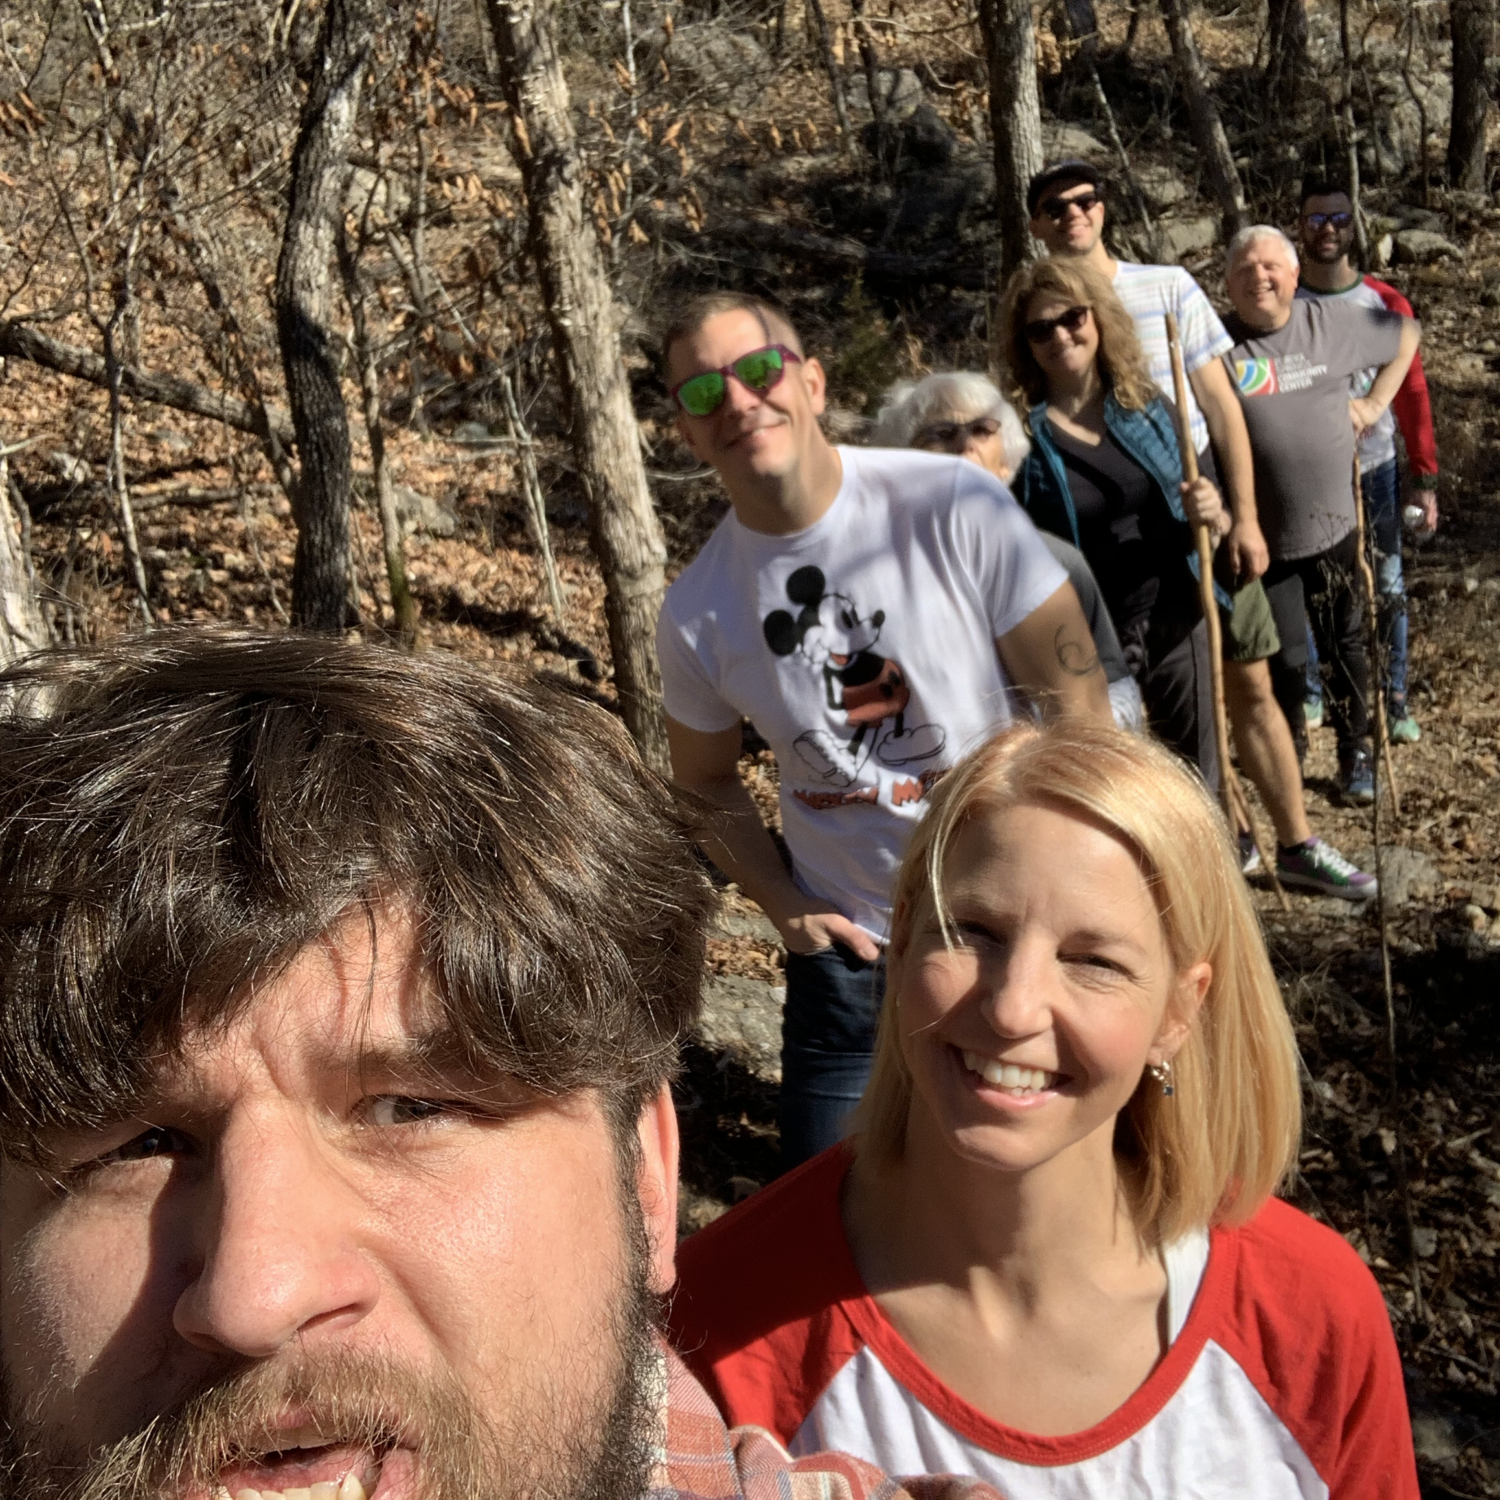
[1233,353,1329,397]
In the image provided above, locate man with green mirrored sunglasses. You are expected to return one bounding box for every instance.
[655,290,1114,1172]
[670,343,803,418]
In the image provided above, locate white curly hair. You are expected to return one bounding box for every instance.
[870,372,1030,475]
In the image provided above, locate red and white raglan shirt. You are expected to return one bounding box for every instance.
[668,1146,1418,1500]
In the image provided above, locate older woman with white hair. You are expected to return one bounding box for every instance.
[871,372,1032,481]
[873,372,1143,729]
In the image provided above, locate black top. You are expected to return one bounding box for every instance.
[1047,421,1214,671]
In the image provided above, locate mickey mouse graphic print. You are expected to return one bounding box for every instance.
[657,447,1065,941]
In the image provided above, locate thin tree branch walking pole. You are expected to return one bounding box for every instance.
[1353,450,1401,816]
[1165,314,1288,908]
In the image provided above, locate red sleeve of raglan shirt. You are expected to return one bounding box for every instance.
[1212,1197,1419,1499]
[667,1143,869,1446]
[1364,275,1438,482]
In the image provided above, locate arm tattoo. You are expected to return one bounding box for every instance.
[1054,625,1102,678]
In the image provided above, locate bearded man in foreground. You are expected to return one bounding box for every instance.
[0,632,998,1500]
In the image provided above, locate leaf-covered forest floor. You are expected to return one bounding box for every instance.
[4,2,1498,1491]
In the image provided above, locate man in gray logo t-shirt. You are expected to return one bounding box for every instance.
[1222,226,1420,804]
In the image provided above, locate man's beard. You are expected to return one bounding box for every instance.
[0,1232,660,1500]
[1304,236,1350,265]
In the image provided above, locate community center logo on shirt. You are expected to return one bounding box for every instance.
[1234,357,1279,397]
[1234,352,1330,397]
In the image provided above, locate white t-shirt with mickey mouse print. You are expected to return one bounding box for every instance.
[656,445,1067,941]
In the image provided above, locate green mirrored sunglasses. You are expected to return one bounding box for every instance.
[670,344,802,417]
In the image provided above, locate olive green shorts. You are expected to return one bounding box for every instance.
[1223,578,1281,663]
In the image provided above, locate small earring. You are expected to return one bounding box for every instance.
[1148,1061,1175,1097]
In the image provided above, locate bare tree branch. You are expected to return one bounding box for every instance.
[0,319,298,447]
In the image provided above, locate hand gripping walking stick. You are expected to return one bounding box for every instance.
[1164,313,1288,908]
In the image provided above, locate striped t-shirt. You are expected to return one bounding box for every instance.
[1112,260,1233,452]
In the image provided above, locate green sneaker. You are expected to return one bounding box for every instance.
[1304,697,1324,730]
[1276,838,1378,901]
[1388,714,1421,744]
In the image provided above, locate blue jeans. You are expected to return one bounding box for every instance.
[778,944,885,1172]
[1305,459,1408,713]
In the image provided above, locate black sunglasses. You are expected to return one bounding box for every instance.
[913,416,1002,449]
[1303,211,1353,231]
[1038,190,1102,222]
[1023,305,1091,344]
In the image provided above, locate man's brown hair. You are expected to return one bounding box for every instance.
[659,291,803,375]
[0,631,714,1160]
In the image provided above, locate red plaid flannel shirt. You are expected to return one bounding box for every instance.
[650,1339,1006,1500]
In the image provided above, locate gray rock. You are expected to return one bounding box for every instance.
[1410,1412,1463,1461]
[1351,845,1441,908]
[669,24,774,111]
[1133,163,1191,211]
[891,104,956,170]
[1039,123,1109,164]
[393,483,458,538]
[1397,206,1447,232]
[1155,214,1219,261]
[1393,228,1462,264]
[847,67,925,123]
[49,450,91,485]
[450,420,499,444]
[697,974,785,1083]
[712,907,783,945]
[345,166,411,221]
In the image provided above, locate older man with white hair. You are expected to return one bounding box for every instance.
[1223,224,1420,805]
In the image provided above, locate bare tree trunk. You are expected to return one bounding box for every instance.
[1447,0,1495,189]
[483,0,671,770]
[1,441,51,665]
[1158,0,1249,235]
[1339,0,1371,264]
[275,0,372,632]
[167,205,301,508]
[500,370,566,621]
[805,0,853,142]
[102,320,154,625]
[977,0,1044,276]
[337,226,418,647]
[850,0,888,161]
[1264,0,1308,109]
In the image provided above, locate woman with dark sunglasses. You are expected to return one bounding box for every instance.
[1000,257,1231,788]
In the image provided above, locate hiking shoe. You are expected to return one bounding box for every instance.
[1340,749,1376,806]
[1388,713,1421,744]
[1304,697,1325,730]
[1239,830,1263,876]
[1277,839,1378,901]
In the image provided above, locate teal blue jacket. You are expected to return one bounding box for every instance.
[1014,394,1231,611]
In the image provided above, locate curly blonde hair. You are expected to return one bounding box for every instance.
[1001,258,1160,413]
[854,719,1302,1247]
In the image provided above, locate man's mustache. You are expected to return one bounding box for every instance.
[18,1350,489,1500]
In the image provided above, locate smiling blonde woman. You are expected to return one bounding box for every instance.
[669,719,1418,1500]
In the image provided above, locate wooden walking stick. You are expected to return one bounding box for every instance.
[1164,313,1289,909]
[1352,450,1402,817]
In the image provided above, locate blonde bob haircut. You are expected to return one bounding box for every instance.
[1001,257,1159,414]
[857,720,1302,1246]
